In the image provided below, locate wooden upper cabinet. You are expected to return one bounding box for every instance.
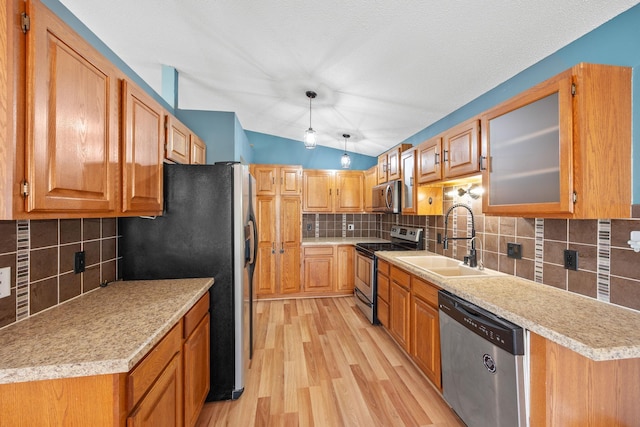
[401,149,416,214]
[417,137,442,184]
[190,134,206,165]
[303,170,334,212]
[165,115,190,164]
[481,63,631,218]
[363,166,377,212]
[377,144,412,184]
[121,79,164,215]
[442,118,480,179]
[24,0,119,215]
[252,165,302,196]
[335,171,364,212]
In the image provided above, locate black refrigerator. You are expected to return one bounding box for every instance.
[119,162,257,401]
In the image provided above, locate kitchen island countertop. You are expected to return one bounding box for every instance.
[0,277,213,384]
[377,250,640,361]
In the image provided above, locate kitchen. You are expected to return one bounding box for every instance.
[2,0,640,426]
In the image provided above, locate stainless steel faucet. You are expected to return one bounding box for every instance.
[442,203,477,268]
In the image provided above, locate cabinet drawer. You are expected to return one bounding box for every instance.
[128,320,182,411]
[377,259,390,276]
[377,273,389,303]
[377,298,389,327]
[184,293,210,338]
[412,276,440,307]
[303,246,334,256]
[390,265,411,289]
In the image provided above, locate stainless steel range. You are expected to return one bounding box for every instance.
[354,226,423,324]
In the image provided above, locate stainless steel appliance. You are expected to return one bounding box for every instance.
[354,226,423,324]
[438,290,526,427]
[372,180,401,213]
[119,162,258,402]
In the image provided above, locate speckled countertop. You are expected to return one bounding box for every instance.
[302,237,388,245]
[377,250,640,361]
[0,277,213,385]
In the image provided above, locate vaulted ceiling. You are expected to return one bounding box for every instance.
[59,0,639,157]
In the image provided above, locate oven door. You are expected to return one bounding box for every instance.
[354,249,376,324]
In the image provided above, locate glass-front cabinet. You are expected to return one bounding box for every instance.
[481,63,632,219]
[401,149,417,214]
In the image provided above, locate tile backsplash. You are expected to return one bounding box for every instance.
[0,218,119,329]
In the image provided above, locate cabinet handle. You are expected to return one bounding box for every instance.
[480,156,487,171]
[280,177,283,184]
[329,189,332,196]
[336,189,340,196]
[383,163,388,172]
[434,152,440,165]
[443,150,449,163]
[409,177,414,186]
[272,242,275,254]
[280,243,284,254]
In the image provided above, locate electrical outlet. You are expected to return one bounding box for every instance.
[507,242,522,259]
[564,249,578,271]
[0,266,10,299]
[347,224,354,231]
[437,233,442,244]
[74,251,86,274]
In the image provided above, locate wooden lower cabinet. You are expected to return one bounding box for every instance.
[529,332,640,426]
[303,246,335,293]
[376,259,390,326]
[389,265,411,351]
[336,245,355,292]
[0,295,210,427]
[410,277,441,389]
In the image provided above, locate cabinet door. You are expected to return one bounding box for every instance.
[255,196,277,295]
[252,166,277,196]
[25,0,118,214]
[279,196,301,294]
[410,295,441,389]
[417,186,443,216]
[417,137,442,184]
[363,167,377,212]
[183,314,210,427]
[389,281,410,351]
[387,147,402,181]
[165,115,190,164]
[302,171,333,212]
[190,134,206,165]
[443,119,480,179]
[335,171,364,212]
[336,245,355,292]
[121,80,164,215]
[482,72,573,216]
[127,353,183,427]
[401,150,416,214]
[280,167,302,195]
[377,154,388,184]
[377,272,390,327]
[302,246,334,292]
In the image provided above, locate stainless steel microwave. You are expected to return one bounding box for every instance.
[372,180,401,213]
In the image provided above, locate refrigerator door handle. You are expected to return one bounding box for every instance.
[248,216,257,266]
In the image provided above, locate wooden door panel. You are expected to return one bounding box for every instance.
[280,167,301,195]
[336,172,364,212]
[443,119,480,178]
[166,116,190,164]
[411,296,441,388]
[303,172,333,212]
[417,137,442,183]
[26,0,118,213]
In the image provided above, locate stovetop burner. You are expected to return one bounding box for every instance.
[355,226,423,257]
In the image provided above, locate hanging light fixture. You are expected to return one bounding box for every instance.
[304,91,317,149]
[340,133,351,169]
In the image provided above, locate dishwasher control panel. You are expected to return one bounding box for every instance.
[438,290,524,355]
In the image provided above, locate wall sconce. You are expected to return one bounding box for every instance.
[340,134,351,169]
[304,91,317,149]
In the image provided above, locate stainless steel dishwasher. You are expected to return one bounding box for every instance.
[438,290,526,427]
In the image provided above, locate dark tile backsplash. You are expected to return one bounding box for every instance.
[3,194,640,330]
[0,218,120,329]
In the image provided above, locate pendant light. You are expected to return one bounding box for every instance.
[340,133,351,169]
[304,91,317,149]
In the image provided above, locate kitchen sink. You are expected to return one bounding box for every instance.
[396,255,502,278]
[396,255,463,269]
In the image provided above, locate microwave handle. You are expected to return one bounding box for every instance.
[385,184,393,209]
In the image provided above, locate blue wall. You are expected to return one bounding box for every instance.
[403,4,640,201]
[247,132,377,170]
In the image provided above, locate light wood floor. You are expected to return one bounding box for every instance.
[196,296,464,427]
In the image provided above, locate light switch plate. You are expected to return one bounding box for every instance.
[0,266,10,299]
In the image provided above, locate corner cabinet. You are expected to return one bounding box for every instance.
[166,115,207,165]
[482,63,631,219]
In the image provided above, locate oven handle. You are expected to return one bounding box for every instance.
[355,247,374,259]
[354,287,373,307]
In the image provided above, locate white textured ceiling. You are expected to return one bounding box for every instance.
[59,0,639,157]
